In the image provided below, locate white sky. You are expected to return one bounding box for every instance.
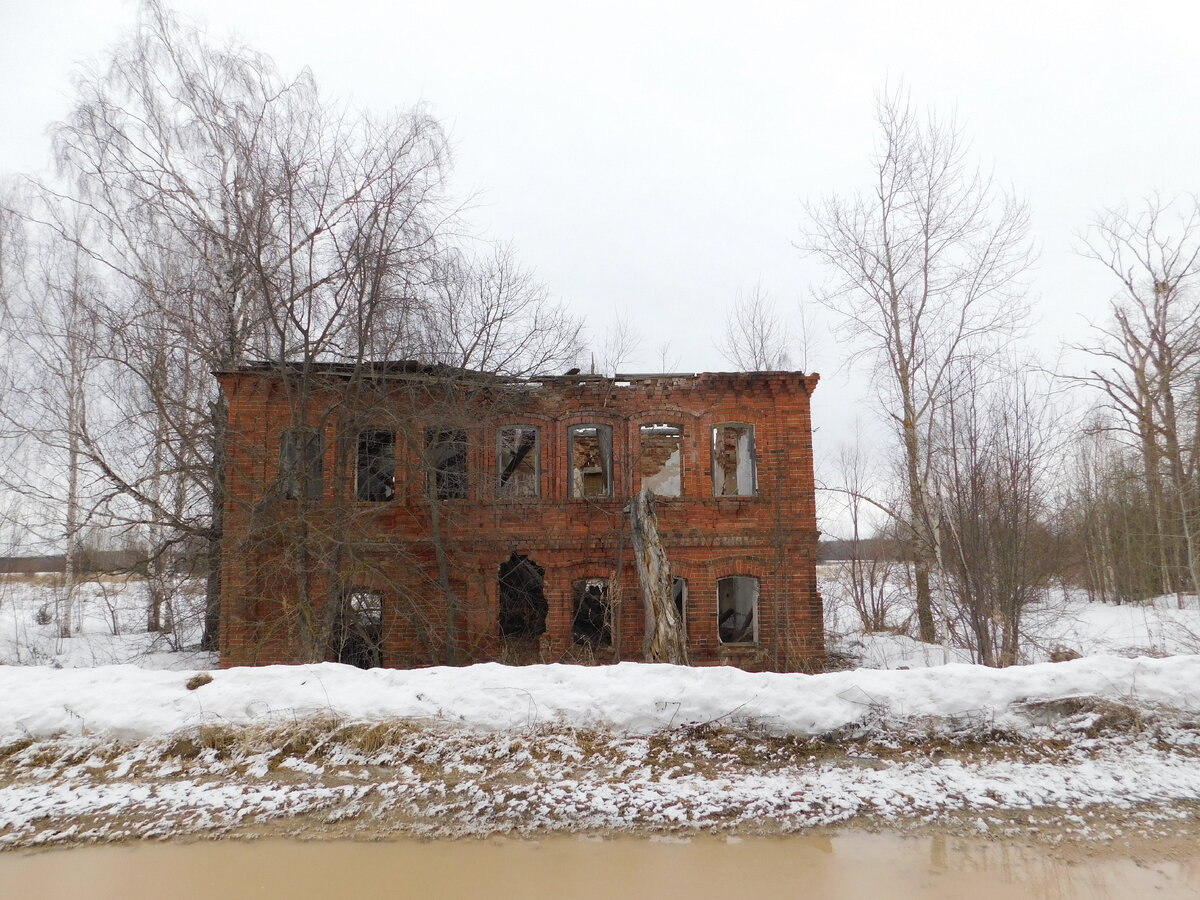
[4,0,1200,535]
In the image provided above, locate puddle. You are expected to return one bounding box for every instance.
[2,831,1197,899]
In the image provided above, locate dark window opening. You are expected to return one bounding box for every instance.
[426,428,467,499]
[498,426,540,497]
[712,424,756,496]
[640,423,682,496]
[569,424,613,498]
[572,578,612,647]
[499,553,548,640]
[280,427,324,501]
[718,576,759,643]
[334,589,384,669]
[673,577,688,621]
[357,430,395,502]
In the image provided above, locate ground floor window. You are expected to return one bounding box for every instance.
[572,578,612,647]
[499,553,548,639]
[717,576,758,643]
[673,577,687,621]
[334,589,384,668]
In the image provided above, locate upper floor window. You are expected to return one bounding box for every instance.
[497,426,540,497]
[569,424,613,499]
[426,428,467,499]
[356,430,395,502]
[717,575,758,644]
[639,423,682,497]
[712,424,756,496]
[280,427,324,501]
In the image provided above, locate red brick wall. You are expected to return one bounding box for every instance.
[218,370,823,672]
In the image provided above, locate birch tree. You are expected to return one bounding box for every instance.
[803,90,1032,642]
[44,0,452,648]
[1078,195,1200,598]
[717,284,791,372]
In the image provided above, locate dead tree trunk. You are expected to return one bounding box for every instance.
[630,489,689,665]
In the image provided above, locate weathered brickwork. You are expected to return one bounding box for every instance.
[217,367,823,672]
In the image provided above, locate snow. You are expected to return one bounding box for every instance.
[0,576,214,671]
[3,570,1200,845]
[1,655,1198,744]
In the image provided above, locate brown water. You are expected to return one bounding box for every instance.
[2,832,1196,900]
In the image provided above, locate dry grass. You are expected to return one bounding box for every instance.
[185,673,213,690]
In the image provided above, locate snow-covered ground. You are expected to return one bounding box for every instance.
[821,562,1200,669]
[2,569,1200,847]
[0,575,214,670]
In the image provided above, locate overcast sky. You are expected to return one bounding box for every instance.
[4,0,1199,533]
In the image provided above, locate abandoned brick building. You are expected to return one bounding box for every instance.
[216,364,823,672]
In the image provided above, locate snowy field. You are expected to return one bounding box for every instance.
[0,575,214,671]
[821,563,1200,669]
[2,569,1200,847]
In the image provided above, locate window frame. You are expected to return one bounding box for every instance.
[717,575,759,645]
[638,422,683,497]
[672,576,688,624]
[356,429,396,503]
[496,425,541,498]
[571,577,613,648]
[279,426,325,501]
[568,423,614,499]
[425,427,468,500]
[711,423,757,497]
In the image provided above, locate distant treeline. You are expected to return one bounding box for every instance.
[0,550,144,575]
[817,537,905,562]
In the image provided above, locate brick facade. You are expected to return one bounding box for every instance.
[216,366,823,672]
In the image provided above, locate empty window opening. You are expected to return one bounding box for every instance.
[498,426,540,497]
[640,424,682,496]
[718,576,759,644]
[570,425,613,498]
[426,428,467,499]
[280,427,324,501]
[334,589,384,669]
[356,430,395,502]
[673,577,688,622]
[712,424,756,496]
[572,578,612,647]
[499,553,548,640]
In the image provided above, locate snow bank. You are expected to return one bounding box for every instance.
[3,655,1198,744]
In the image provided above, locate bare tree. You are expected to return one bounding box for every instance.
[931,362,1057,665]
[38,0,458,649]
[835,430,899,632]
[596,310,640,376]
[2,216,105,640]
[630,489,689,664]
[717,283,791,371]
[802,89,1033,642]
[1060,422,1163,604]
[1077,195,1200,599]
